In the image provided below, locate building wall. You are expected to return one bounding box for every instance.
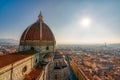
[12,57,32,80]
[19,40,56,53]
[44,63,51,80]
[32,53,39,67]
[46,57,70,80]
[70,59,88,80]
[53,67,69,80]
[19,45,54,53]
[0,53,39,80]
[0,65,12,80]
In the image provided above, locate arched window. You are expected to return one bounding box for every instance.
[35,59,38,63]
[55,74,57,80]
[46,46,49,50]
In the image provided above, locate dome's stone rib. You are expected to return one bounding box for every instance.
[20,28,27,41]
[20,23,35,41]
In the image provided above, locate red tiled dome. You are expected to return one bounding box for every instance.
[20,22,55,41]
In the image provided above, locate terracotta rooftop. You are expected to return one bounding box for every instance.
[0,50,35,68]
[20,22,55,41]
[24,65,43,80]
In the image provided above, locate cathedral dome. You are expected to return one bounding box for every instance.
[20,22,55,41]
[19,11,56,52]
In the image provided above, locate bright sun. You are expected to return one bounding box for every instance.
[81,18,91,27]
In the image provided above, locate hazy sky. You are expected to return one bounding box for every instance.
[0,0,120,44]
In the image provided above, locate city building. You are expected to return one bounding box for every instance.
[47,51,70,80]
[70,57,89,80]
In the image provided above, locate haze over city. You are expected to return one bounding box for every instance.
[1,1,120,80]
[0,0,120,44]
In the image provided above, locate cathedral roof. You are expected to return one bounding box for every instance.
[24,65,43,80]
[0,50,35,68]
[20,12,55,41]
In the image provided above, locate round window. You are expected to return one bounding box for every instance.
[22,66,27,73]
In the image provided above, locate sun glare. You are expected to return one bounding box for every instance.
[81,17,91,27]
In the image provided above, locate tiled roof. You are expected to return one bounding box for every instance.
[24,65,43,80]
[0,50,35,68]
[20,22,55,41]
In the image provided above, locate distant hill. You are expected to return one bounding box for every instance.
[0,39,19,45]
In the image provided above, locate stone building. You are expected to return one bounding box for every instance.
[47,51,70,80]
[0,12,56,80]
